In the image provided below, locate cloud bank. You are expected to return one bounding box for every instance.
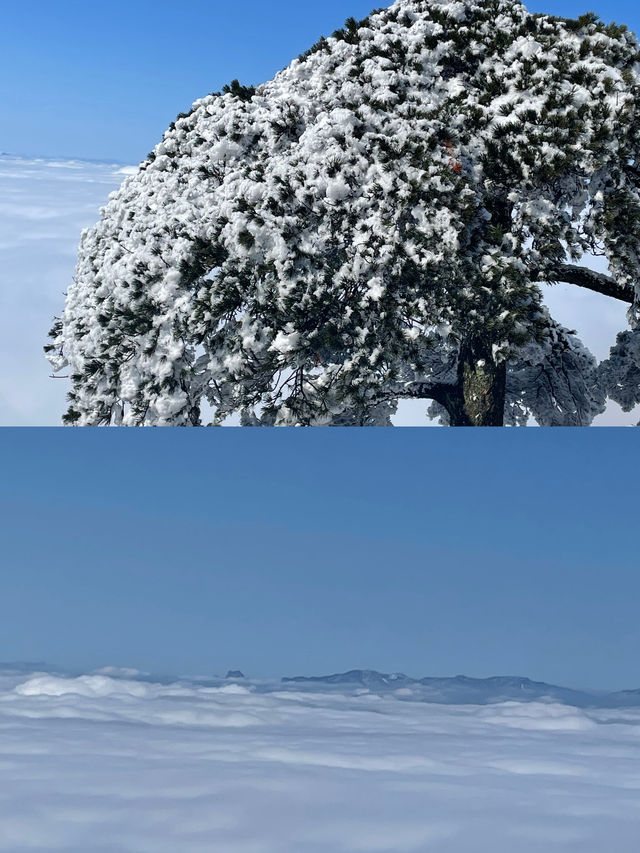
[1,666,639,851]
[0,155,126,425]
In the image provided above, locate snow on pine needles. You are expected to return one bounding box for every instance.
[45,0,640,426]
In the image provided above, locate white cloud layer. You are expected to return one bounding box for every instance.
[1,667,639,851]
[0,155,126,426]
[0,154,637,425]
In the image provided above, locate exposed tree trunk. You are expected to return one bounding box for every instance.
[402,336,506,425]
[445,337,506,426]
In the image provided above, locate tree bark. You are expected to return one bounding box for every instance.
[400,336,507,425]
[447,337,506,426]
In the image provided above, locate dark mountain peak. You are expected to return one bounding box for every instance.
[280,669,616,707]
[282,669,415,687]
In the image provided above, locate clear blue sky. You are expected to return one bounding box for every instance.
[1,428,638,690]
[2,0,639,162]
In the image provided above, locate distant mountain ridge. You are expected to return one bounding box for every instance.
[282,669,637,708]
[3,663,639,708]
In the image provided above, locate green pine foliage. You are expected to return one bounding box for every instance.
[47,0,640,426]
[222,79,257,102]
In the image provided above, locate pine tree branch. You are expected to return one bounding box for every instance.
[537,264,635,304]
[400,381,457,404]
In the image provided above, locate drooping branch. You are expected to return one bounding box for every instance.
[536,264,636,304]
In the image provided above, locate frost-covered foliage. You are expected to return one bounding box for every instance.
[599,327,640,410]
[46,0,640,425]
[505,316,607,425]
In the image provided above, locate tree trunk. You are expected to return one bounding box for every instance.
[442,337,506,426]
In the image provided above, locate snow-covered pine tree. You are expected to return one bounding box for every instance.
[46,0,640,426]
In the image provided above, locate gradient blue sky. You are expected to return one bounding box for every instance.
[1,0,639,162]
[1,429,638,690]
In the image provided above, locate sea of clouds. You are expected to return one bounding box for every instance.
[0,153,637,425]
[1,665,639,852]
[0,155,132,426]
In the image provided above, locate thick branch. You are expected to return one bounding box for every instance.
[538,264,635,304]
[400,381,457,404]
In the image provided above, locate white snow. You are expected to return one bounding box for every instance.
[0,152,637,425]
[325,178,352,202]
[33,0,640,425]
[270,329,301,354]
[0,667,639,852]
